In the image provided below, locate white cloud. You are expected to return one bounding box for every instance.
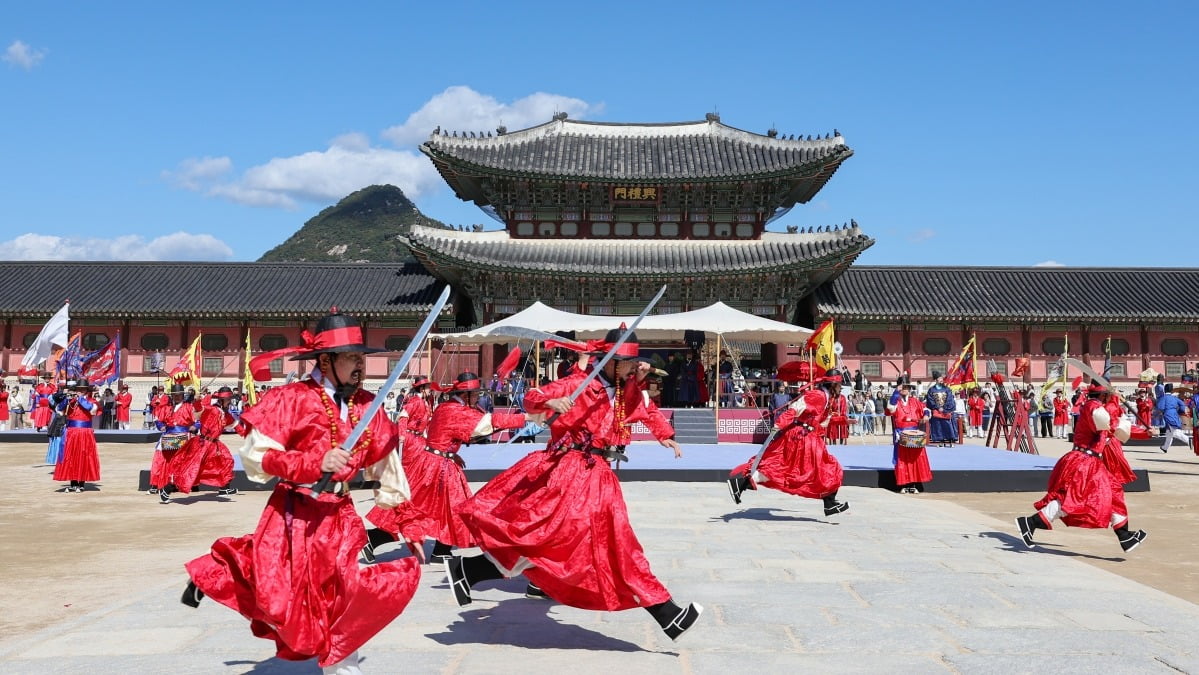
[906,228,935,242]
[382,86,603,146]
[1034,259,1066,267]
[169,86,603,211]
[0,232,234,261]
[162,156,233,191]
[3,40,47,70]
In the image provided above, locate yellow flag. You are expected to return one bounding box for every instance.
[169,333,203,390]
[243,330,257,406]
[806,319,836,376]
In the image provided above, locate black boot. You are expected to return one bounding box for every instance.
[1115,525,1147,553]
[446,554,505,607]
[525,582,549,600]
[181,580,204,608]
[822,493,850,516]
[1015,513,1046,548]
[647,599,705,642]
[726,475,750,505]
[160,483,174,504]
[429,540,453,565]
[217,482,237,496]
[361,528,396,564]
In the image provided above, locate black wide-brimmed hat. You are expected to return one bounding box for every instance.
[410,375,432,389]
[168,383,186,395]
[586,325,649,362]
[289,308,387,361]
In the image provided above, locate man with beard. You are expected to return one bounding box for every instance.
[181,309,419,675]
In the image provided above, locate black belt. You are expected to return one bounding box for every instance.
[586,447,629,463]
[288,480,349,497]
[425,447,456,459]
[1073,447,1103,459]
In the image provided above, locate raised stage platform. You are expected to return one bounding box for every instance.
[0,429,160,444]
[129,441,1150,494]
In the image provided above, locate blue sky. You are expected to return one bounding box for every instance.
[2,2,1195,266]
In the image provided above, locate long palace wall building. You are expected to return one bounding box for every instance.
[4,114,1199,394]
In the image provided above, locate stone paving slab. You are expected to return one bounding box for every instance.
[1,482,1196,674]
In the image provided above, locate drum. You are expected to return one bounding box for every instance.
[898,429,927,448]
[159,432,189,451]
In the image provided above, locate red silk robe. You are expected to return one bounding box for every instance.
[165,404,235,494]
[53,395,101,482]
[731,387,843,498]
[185,378,418,667]
[458,369,676,611]
[367,397,525,545]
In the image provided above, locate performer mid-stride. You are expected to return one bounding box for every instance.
[1016,381,1147,554]
[361,371,530,565]
[446,328,703,642]
[181,310,420,674]
[727,363,849,517]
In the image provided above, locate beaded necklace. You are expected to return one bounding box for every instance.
[613,375,631,445]
[317,385,372,452]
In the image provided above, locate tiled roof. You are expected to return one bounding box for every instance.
[420,116,852,183]
[816,267,1199,322]
[0,261,447,319]
[402,224,874,277]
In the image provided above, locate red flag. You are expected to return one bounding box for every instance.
[944,336,976,389]
[496,346,523,380]
[1071,375,1084,390]
[81,332,121,386]
[1011,357,1030,378]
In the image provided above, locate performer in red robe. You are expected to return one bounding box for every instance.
[447,328,703,642]
[114,384,133,429]
[1052,389,1070,439]
[727,368,847,515]
[30,377,57,431]
[1016,382,1146,553]
[0,382,10,430]
[888,382,931,493]
[1135,391,1154,430]
[159,386,238,502]
[825,390,850,444]
[53,381,101,492]
[966,389,985,438]
[363,372,530,564]
[397,375,433,436]
[183,309,420,673]
[149,383,199,496]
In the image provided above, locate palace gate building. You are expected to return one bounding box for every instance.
[3,115,1199,401]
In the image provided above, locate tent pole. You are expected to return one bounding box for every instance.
[714,333,721,435]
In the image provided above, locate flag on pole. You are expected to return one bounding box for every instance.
[20,302,71,368]
[1102,336,1113,379]
[806,319,836,376]
[81,332,121,386]
[170,334,203,390]
[1040,334,1069,400]
[54,331,84,379]
[243,330,258,406]
[944,335,978,390]
[496,345,523,380]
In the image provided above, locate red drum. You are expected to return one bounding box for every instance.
[898,429,927,448]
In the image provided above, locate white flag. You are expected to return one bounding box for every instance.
[20,302,70,367]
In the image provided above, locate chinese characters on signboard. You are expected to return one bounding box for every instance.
[611,186,660,203]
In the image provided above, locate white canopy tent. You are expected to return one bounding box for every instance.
[432,301,814,419]
[432,301,813,345]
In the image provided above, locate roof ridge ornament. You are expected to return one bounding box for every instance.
[705,112,720,122]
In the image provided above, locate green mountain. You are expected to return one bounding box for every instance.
[257,184,449,262]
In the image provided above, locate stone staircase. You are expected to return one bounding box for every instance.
[669,408,719,444]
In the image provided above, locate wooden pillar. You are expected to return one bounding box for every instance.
[121,319,132,382]
[2,318,11,369]
[1140,323,1151,370]
[1020,325,1032,386]
[901,323,912,376]
[239,321,250,382]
